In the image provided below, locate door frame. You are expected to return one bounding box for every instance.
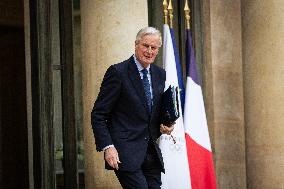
[28,0,78,188]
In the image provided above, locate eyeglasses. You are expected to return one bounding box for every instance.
[140,43,159,52]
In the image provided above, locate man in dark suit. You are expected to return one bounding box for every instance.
[91,27,174,189]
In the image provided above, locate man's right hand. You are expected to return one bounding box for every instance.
[104,146,121,170]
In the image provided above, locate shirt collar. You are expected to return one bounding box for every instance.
[133,54,150,73]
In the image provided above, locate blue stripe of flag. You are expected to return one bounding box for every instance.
[185,29,200,85]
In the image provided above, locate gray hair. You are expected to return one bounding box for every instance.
[135,27,162,47]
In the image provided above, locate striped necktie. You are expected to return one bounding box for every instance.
[142,69,152,113]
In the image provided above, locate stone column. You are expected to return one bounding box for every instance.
[242,0,284,188]
[81,1,148,188]
[202,0,246,188]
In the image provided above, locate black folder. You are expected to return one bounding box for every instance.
[161,85,180,126]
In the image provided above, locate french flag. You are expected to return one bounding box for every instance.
[159,24,191,189]
[184,29,217,189]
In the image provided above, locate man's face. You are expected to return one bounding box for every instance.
[135,34,160,68]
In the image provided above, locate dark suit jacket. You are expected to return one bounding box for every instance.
[91,56,166,172]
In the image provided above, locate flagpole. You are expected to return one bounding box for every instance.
[163,0,168,25]
[184,0,191,29]
[168,0,173,28]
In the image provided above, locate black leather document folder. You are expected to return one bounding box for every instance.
[161,85,180,126]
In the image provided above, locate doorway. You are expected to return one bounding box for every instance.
[0,26,28,189]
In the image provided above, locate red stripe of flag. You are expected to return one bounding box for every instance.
[185,134,217,189]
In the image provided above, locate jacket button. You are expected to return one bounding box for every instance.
[144,137,148,140]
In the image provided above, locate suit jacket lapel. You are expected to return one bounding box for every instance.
[128,57,149,115]
[150,65,161,115]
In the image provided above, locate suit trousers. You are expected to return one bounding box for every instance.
[115,140,162,189]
